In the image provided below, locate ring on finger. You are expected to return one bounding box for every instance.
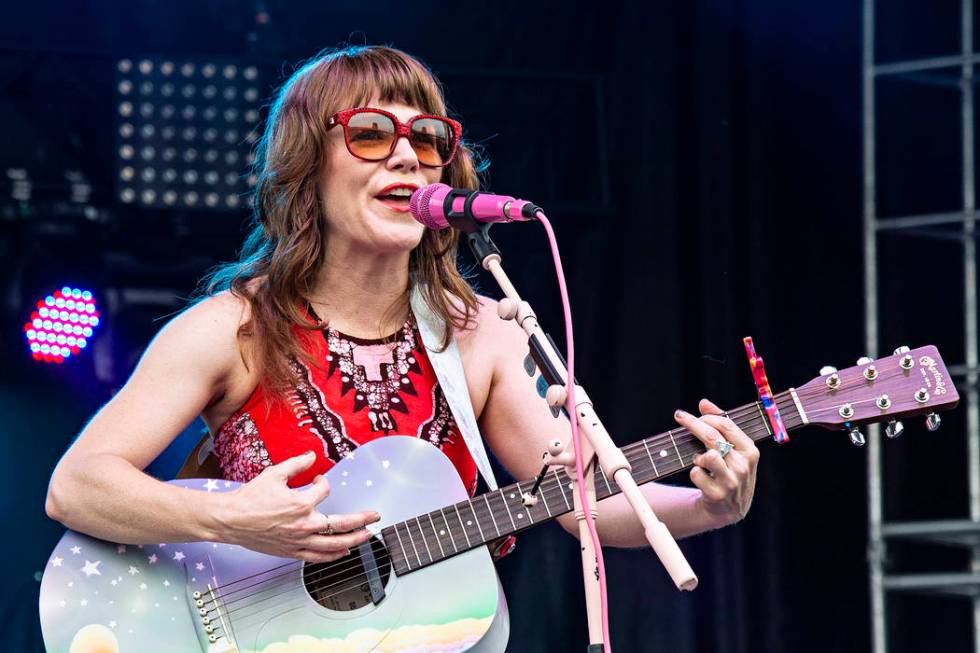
[322,515,335,536]
[714,439,734,459]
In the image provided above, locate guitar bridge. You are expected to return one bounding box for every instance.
[185,568,237,653]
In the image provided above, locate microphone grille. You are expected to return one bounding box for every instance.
[410,183,450,229]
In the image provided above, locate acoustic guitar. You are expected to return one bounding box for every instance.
[39,345,958,652]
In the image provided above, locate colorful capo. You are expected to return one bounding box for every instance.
[743,336,789,443]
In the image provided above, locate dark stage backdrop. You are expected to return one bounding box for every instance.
[0,1,973,651]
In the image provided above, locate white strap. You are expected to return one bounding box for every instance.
[410,286,498,491]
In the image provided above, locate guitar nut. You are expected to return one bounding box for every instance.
[876,394,891,409]
[863,365,878,381]
[839,404,854,419]
[915,388,929,403]
[826,373,841,389]
[900,354,914,370]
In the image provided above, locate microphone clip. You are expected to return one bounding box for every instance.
[442,188,483,234]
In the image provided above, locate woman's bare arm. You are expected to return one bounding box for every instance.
[44,293,378,560]
[45,293,249,544]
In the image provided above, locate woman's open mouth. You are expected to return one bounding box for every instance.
[374,183,418,214]
[375,195,412,213]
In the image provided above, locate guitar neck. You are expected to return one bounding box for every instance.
[382,389,804,575]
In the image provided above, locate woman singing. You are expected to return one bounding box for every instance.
[45,45,759,649]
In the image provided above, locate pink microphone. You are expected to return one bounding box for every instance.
[409,183,540,231]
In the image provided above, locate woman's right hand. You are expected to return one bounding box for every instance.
[213,451,380,562]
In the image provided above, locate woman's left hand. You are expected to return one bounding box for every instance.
[674,398,760,528]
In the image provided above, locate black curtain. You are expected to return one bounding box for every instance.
[2,1,973,651]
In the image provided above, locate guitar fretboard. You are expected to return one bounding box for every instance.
[382,390,804,575]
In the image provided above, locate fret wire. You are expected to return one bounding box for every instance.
[519,483,537,525]
[414,517,434,563]
[667,428,684,465]
[389,526,409,573]
[498,489,518,531]
[641,439,660,478]
[483,494,502,537]
[438,508,459,553]
[599,467,613,494]
[400,521,422,568]
[755,402,773,437]
[468,500,487,542]
[514,482,534,524]
[553,469,572,510]
[537,478,554,517]
[427,513,446,559]
[453,503,473,547]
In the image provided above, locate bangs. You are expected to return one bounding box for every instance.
[321,46,447,117]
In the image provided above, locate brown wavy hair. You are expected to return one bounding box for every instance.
[197,45,482,397]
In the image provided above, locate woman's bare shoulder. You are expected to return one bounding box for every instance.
[450,293,525,359]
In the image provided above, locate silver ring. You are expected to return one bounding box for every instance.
[322,516,335,536]
[715,439,733,459]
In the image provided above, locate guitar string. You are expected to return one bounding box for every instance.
[214,401,846,631]
[206,394,779,604]
[205,372,888,606]
[207,373,923,623]
[209,391,833,623]
[211,418,791,629]
[201,392,802,611]
[203,399,791,621]
[218,368,935,629]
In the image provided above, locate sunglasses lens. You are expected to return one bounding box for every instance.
[345,111,396,160]
[410,118,455,166]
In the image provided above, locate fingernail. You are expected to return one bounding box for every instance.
[304,450,315,458]
[372,512,381,521]
[675,409,688,419]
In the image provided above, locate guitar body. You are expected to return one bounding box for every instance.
[39,437,508,653]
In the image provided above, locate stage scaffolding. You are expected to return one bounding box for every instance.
[864,1,980,652]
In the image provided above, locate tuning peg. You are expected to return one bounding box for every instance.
[893,346,910,355]
[857,356,873,365]
[925,412,941,432]
[849,427,866,446]
[885,420,904,438]
[819,365,838,376]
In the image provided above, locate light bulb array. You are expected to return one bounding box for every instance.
[23,287,100,364]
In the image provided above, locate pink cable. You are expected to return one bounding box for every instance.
[535,211,612,653]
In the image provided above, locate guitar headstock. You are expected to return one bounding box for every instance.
[795,345,959,438]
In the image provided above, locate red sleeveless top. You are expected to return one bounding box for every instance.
[212,312,479,495]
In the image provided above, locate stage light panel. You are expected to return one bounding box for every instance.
[115,57,264,212]
[23,287,101,364]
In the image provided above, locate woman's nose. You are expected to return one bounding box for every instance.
[385,134,420,171]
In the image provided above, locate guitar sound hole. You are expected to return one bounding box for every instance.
[303,535,392,611]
